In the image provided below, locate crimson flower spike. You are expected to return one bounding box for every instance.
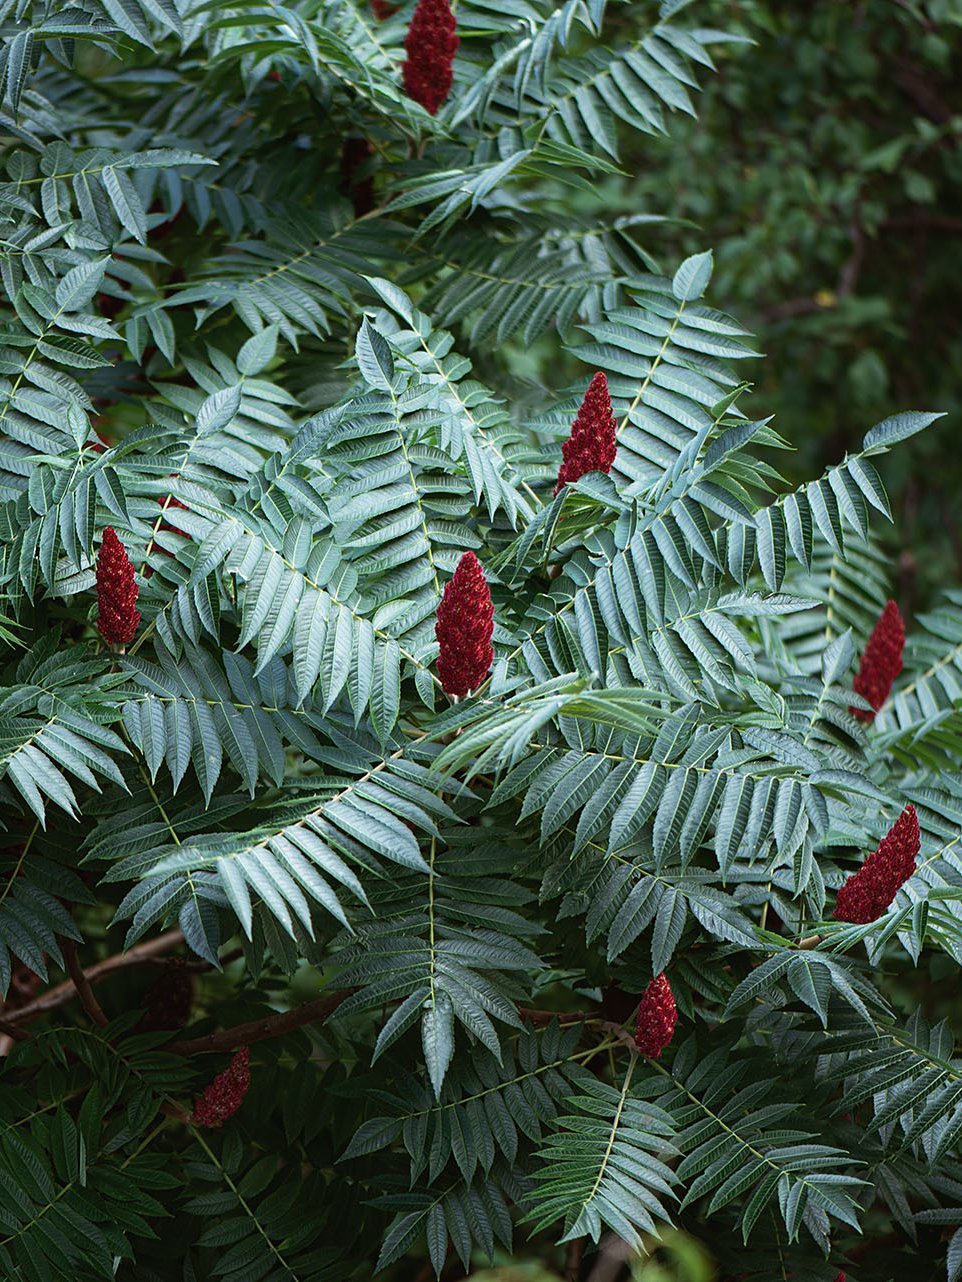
[435,551,493,699]
[371,0,398,17]
[192,1047,251,1129]
[96,527,140,647]
[554,371,618,496]
[834,804,920,925]
[402,0,458,115]
[851,599,904,721]
[634,973,677,1059]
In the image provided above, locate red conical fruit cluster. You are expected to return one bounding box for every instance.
[435,551,493,698]
[96,527,140,647]
[851,599,904,721]
[192,1047,251,1129]
[833,1274,846,1282]
[402,0,458,115]
[554,372,618,495]
[834,804,920,925]
[371,0,398,17]
[634,973,677,1059]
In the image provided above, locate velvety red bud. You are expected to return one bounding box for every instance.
[192,1047,250,1128]
[851,599,904,721]
[634,973,677,1059]
[435,551,493,697]
[96,527,140,647]
[402,0,458,115]
[834,804,920,925]
[833,1273,846,1282]
[554,372,618,495]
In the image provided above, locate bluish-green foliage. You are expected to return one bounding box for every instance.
[0,3,957,1281]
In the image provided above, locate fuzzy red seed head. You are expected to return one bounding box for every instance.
[554,372,618,496]
[402,0,458,115]
[371,0,398,17]
[435,551,494,698]
[634,972,677,1059]
[833,1273,846,1282]
[851,599,904,721]
[834,803,920,925]
[96,527,140,647]
[192,1047,251,1129]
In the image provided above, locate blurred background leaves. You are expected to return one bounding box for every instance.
[635,0,962,611]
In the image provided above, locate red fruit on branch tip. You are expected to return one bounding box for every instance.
[554,372,617,495]
[851,599,904,721]
[634,973,677,1059]
[834,804,920,924]
[96,527,140,647]
[435,551,493,697]
[402,0,458,115]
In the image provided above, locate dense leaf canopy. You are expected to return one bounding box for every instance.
[0,2,956,1281]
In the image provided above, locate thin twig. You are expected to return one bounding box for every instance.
[62,940,109,1028]
[4,929,186,1028]
[517,1006,593,1026]
[565,1236,586,1282]
[168,989,356,1056]
[0,1016,32,1043]
[796,934,823,950]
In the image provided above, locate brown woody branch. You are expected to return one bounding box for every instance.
[168,989,356,1055]
[3,928,186,1029]
[0,929,612,1063]
[517,1006,594,1026]
[0,1016,32,1043]
[171,1001,608,1058]
[565,1237,586,1282]
[62,939,109,1027]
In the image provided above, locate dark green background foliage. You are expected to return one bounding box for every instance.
[0,1,959,1281]
[629,0,962,609]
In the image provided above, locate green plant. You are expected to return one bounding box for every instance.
[0,2,958,1281]
[630,0,962,605]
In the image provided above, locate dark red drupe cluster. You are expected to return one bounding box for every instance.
[834,804,920,925]
[435,551,494,698]
[851,599,904,721]
[96,527,140,647]
[402,0,458,115]
[634,973,677,1059]
[192,1047,251,1129]
[554,372,618,495]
